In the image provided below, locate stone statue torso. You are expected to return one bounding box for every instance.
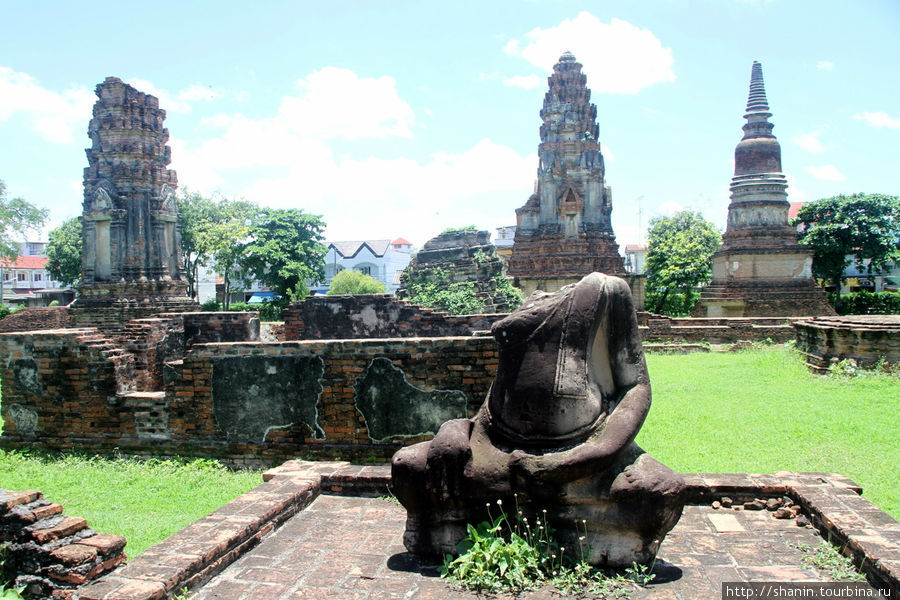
[487,274,615,445]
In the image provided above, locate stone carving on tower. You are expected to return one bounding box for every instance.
[693,62,834,317]
[506,52,626,298]
[73,77,196,322]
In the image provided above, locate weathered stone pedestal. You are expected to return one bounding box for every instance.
[392,273,684,567]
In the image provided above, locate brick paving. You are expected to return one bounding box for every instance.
[190,495,883,600]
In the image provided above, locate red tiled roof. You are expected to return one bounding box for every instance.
[624,244,647,252]
[0,256,48,269]
[788,202,804,221]
[391,237,412,246]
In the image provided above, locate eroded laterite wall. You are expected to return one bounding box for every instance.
[0,334,498,465]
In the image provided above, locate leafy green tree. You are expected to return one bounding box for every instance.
[791,193,900,300]
[207,199,258,309]
[178,191,221,299]
[242,208,327,306]
[645,210,722,316]
[327,269,387,295]
[0,180,48,260]
[45,217,83,286]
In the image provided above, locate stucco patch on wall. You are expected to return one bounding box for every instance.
[12,358,42,396]
[211,355,325,443]
[355,357,467,442]
[7,404,38,437]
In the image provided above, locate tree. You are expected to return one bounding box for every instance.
[645,210,722,316]
[327,269,387,295]
[45,217,83,286]
[242,208,327,306]
[791,193,900,299]
[207,199,259,309]
[0,180,48,260]
[178,191,220,299]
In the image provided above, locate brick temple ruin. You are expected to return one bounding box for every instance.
[506,52,627,297]
[692,62,834,317]
[71,76,197,328]
[396,228,519,313]
[0,69,889,471]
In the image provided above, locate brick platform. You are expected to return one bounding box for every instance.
[77,462,900,599]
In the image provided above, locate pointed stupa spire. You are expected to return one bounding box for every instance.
[745,61,770,115]
[740,61,775,141]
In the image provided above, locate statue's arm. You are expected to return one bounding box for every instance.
[510,277,650,484]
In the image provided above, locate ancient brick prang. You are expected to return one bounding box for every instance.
[397,229,520,313]
[507,52,625,296]
[0,488,126,598]
[73,77,196,324]
[693,62,833,317]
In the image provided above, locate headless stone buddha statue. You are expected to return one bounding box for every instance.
[391,273,684,567]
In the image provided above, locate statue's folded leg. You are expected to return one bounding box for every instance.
[391,418,474,558]
[551,442,685,566]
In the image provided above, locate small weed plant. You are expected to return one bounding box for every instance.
[793,541,864,581]
[0,585,25,600]
[440,498,641,596]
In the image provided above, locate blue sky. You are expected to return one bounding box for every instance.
[1,0,898,248]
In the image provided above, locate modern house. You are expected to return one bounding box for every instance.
[624,244,648,275]
[0,242,71,307]
[313,238,413,294]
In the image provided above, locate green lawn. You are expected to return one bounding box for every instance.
[0,453,260,556]
[0,345,896,559]
[638,345,899,518]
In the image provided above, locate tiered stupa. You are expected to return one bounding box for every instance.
[506,51,625,297]
[72,77,196,325]
[693,62,833,317]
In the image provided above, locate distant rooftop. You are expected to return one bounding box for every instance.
[328,240,392,258]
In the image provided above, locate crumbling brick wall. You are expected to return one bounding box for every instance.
[0,489,126,598]
[283,295,503,340]
[1,335,498,464]
[0,329,134,442]
[0,307,73,333]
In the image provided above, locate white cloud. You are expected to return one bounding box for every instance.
[280,67,414,139]
[171,67,529,245]
[234,139,536,245]
[127,78,192,113]
[503,74,543,89]
[504,12,675,94]
[659,200,684,215]
[854,111,900,129]
[785,174,807,201]
[0,67,94,144]
[178,84,224,103]
[817,61,835,71]
[793,131,828,154]
[127,79,229,113]
[602,145,615,163]
[804,165,845,182]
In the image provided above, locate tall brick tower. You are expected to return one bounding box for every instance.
[692,62,833,317]
[72,77,196,326]
[507,52,625,297]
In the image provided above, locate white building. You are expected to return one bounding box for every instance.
[0,242,70,306]
[313,238,413,294]
[624,244,648,275]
